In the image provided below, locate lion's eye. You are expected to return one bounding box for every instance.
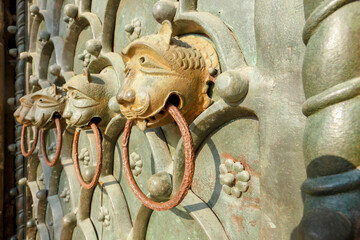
[72,93,82,100]
[38,98,50,104]
[139,57,146,64]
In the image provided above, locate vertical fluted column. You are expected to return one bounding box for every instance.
[14,0,26,239]
[297,0,360,239]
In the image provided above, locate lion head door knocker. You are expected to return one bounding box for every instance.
[118,20,219,211]
[63,68,117,189]
[14,94,39,157]
[26,85,66,167]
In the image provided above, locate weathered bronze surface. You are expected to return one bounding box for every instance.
[72,122,102,189]
[63,68,117,129]
[8,0,359,239]
[27,85,66,129]
[117,20,219,131]
[122,102,194,211]
[40,117,62,167]
[14,94,34,127]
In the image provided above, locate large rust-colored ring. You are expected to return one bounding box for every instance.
[72,122,102,189]
[21,125,39,157]
[121,102,195,211]
[41,117,62,167]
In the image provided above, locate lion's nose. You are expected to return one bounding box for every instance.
[25,107,35,122]
[24,113,34,122]
[116,89,136,104]
[62,111,72,119]
[62,104,72,119]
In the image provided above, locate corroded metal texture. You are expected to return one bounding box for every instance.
[72,122,102,189]
[40,117,62,167]
[121,102,194,211]
[11,0,358,239]
[118,20,219,131]
[295,0,360,239]
[20,126,38,157]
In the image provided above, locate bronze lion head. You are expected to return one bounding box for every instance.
[117,21,219,130]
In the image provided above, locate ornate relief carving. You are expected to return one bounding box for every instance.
[26,85,66,129]
[125,18,142,41]
[117,20,219,131]
[79,148,90,166]
[130,152,143,176]
[59,187,70,203]
[15,93,39,157]
[63,4,78,28]
[38,31,51,46]
[77,50,92,68]
[98,206,110,227]
[219,159,250,198]
[14,94,34,126]
[63,68,117,129]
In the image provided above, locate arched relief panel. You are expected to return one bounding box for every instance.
[61,13,102,76]
[146,206,209,239]
[197,0,257,66]
[113,127,154,221]
[38,37,65,87]
[45,205,54,239]
[90,0,107,24]
[192,116,260,239]
[51,0,65,35]
[57,170,72,214]
[113,0,161,53]
[58,0,76,39]
[89,185,103,238]
[101,0,121,53]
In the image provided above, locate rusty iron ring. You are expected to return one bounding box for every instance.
[72,122,102,189]
[121,102,195,211]
[21,125,39,157]
[41,117,62,167]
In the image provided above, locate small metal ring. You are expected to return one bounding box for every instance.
[121,102,195,211]
[41,117,62,167]
[21,125,39,157]
[72,122,102,189]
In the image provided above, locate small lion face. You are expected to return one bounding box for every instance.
[63,88,106,127]
[26,86,66,129]
[14,94,34,126]
[63,68,117,128]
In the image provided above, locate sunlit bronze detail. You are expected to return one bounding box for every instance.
[16,93,39,157]
[24,85,66,165]
[40,117,62,167]
[14,94,34,126]
[64,68,117,189]
[117,20,219,131]
[121,102,194,211]
[28,85,66,129]
[72,122,102,189]
[63,68,117,129]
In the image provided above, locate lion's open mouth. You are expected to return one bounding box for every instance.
[134,93,182,131]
